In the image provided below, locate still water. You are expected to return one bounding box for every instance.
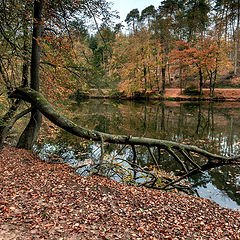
[36,99,240,211]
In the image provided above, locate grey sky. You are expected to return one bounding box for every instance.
[109,0,161,23]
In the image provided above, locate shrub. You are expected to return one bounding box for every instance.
[183,85,201,96]
[109,90,126,99]
[73,89,90,101]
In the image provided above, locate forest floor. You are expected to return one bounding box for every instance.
[0,146,240,239]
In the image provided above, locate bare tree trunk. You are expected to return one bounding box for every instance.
[155,57,160,91]
[22,17,29,88]
[161,66,166,93]
[143,66,147,92]
[179,67,183,94]
[17,0,43,150]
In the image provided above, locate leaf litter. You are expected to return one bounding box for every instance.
[0,146,239,239]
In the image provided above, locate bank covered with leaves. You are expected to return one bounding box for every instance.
[0,146,239,239]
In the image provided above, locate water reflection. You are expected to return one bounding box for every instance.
[36,100,240,210]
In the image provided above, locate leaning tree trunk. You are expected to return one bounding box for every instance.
[10,87,240,166]
[10,87,240,192]
[17,0,43,150]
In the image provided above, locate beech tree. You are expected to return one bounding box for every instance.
[9,87,240,192]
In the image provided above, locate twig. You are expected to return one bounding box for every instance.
[179,149,202,170]
[165,147,188,173]
[147,146,160,169]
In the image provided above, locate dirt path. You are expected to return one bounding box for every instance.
[0,146,240,239]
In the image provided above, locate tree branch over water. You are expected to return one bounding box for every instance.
[10,87,240,192]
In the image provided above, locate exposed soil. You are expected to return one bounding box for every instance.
[0,146,240,239]
[163,88,240,100]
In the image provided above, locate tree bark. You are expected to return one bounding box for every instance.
[17,0,43,150]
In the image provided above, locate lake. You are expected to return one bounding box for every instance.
[36,99,240,211]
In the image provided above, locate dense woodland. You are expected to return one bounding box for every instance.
[1,0,240,103]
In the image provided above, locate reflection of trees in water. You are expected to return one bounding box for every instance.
[209,166,240,205]
[41,100,240,206]
[42,100,240,156]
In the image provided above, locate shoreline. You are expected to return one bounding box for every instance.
[78,88,240,102]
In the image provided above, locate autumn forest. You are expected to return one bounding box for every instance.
[1,0,240,103]
[1,0,240,238]
[1,0,240,193]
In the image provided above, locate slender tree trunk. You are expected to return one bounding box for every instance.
[211,69,217,98]
[22,5,29,88]
[143,66,147,92]
[148,66,152,90]
[161,54,167,94]
[17,0,43,150]
[209,71,215,98]
[199,68,203,95]
[0,61,12,93]
[155,56,160,91]
[22,29,29,87]
[161,66,166,93]
[179,67,183,94]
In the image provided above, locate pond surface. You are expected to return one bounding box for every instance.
[36,99,240,211]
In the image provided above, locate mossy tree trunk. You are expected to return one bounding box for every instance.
[17,0,43,150]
